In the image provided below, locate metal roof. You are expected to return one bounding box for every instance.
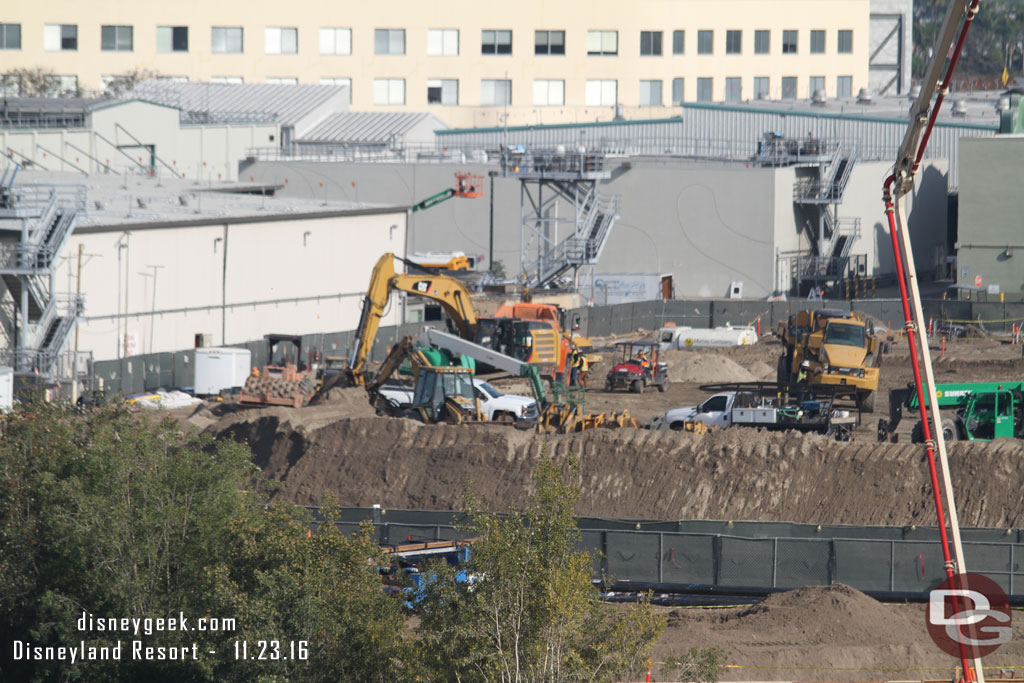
[299,112,444,144]
[123,81,347,128]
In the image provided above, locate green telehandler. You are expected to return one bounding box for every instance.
[877,381,1024,443]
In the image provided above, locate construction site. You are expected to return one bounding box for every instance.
[4,0,1024,680]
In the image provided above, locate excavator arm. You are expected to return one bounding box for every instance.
[347,253,479,383]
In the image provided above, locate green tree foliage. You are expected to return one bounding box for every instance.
[0,401,409,682]
[415,456,665,682]
[914,1,1024,80]
[664,647,729,683]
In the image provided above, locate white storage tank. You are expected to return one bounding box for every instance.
[658,325,759,351]
[0,366,12,412]
[194,348,252,396]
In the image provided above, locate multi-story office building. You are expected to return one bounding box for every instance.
[2,0,871,126]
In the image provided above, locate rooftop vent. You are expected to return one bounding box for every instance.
[811,89,827,106]
[856,88,873,104]
[756,90,770,101]
[996,95,1011,112]
[951,99,968,117]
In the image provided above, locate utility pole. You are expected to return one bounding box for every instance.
[488,170,498,273]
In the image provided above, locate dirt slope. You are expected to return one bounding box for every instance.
[214,413,1024,527]
[655,584,1024,681]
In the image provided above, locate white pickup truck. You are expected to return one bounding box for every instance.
[379,378,539,426]
[647,390,857,438]
[647,392,736,431]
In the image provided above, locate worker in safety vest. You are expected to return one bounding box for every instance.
[250,366,260,379]
[797,360,810,383]
[637,349,651,378]
[569,346,580,386]
[578,352,590,389]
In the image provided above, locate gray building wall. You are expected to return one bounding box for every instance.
[869,0,913,95]
[247,158,948,298]
[957,135,1024,295]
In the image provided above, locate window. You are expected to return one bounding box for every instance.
[482,29,511,55]
[0,23,21,50]
[726,30,741,54]
[587,30,617,55]
[375,29,405,55]
[810,30,825,54]
[212,27,243,54]
[672,30,684,54]
[534,30,564,55]
[481,79,511,105]
[533,79,564,105]
[782,30,797,54]
[211,76,244,84]
[320,28,351,55]
[671,77,684,105]
[157,26,188,53]
[157,76,188,82]
[838,30,853,54]
[585,79,616,106]
[697,30,713,54]
[824,322,866,347]
[725,77,741,102]
[101,25,133,51]
[266,77,298,84]
[265,27,297,54]
[754,30,769,54]
[639,80,662,106]
[696,77,712,102]
[837,75,853,98]
[640,31,662,56]
[44,24,77,51]
[428,29,459,56]
[320,77,352,102]
[754,76,770,99]
[809,75,825,96]
[428,78,458,105]
[373,78,405,104]
[781,76,797,99]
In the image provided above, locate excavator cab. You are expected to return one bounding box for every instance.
[411,366,481,424]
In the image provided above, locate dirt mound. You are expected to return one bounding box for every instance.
[317,386,378,418]
[213,413,1024,527]
[662,351,755,383]
[744,360,775,380]
[656,584,1024,681]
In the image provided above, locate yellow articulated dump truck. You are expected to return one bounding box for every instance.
[776,309,885,413]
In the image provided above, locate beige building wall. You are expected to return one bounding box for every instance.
[2,0,869,127]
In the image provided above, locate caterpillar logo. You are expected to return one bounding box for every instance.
[413,280,432,294]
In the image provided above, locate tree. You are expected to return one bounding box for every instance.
[0,401,409,682]
[1,67,81,97]
[100,68,162,98]
[415,455,664,682]
[490,259,508,280]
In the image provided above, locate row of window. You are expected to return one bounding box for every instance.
[0,73,854,104]
[0,23,854,56]
[379,76,856,106]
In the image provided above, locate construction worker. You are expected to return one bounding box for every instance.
[637,349,651,378]
[578,352,590,389]
[569,346,580,386]
[797,360,810,383]
[250,366,260,379]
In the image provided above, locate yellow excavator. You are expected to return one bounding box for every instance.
[343,252,480,387]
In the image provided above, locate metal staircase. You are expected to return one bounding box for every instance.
[0,183,86,378]
[790,146,865,294]
[503,149,620,290]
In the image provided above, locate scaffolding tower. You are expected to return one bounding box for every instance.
[502,148,620,289]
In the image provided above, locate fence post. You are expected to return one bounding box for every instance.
[890,541,895,591]
[658,533,664,584]
[771,537,778,588]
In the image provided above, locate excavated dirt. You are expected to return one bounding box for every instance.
[655,584,1024,681]
[212,413,1024,527]
[187,337,1024,679]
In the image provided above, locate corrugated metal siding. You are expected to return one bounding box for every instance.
[299,112,442,144]
[125,81,346,128]
[435,104,997,188]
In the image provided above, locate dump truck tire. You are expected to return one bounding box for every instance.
[858,390,876,414]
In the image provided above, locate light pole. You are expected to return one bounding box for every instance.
[115,233,129,359]
[488,170,499,273]
[138,265,164,354]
